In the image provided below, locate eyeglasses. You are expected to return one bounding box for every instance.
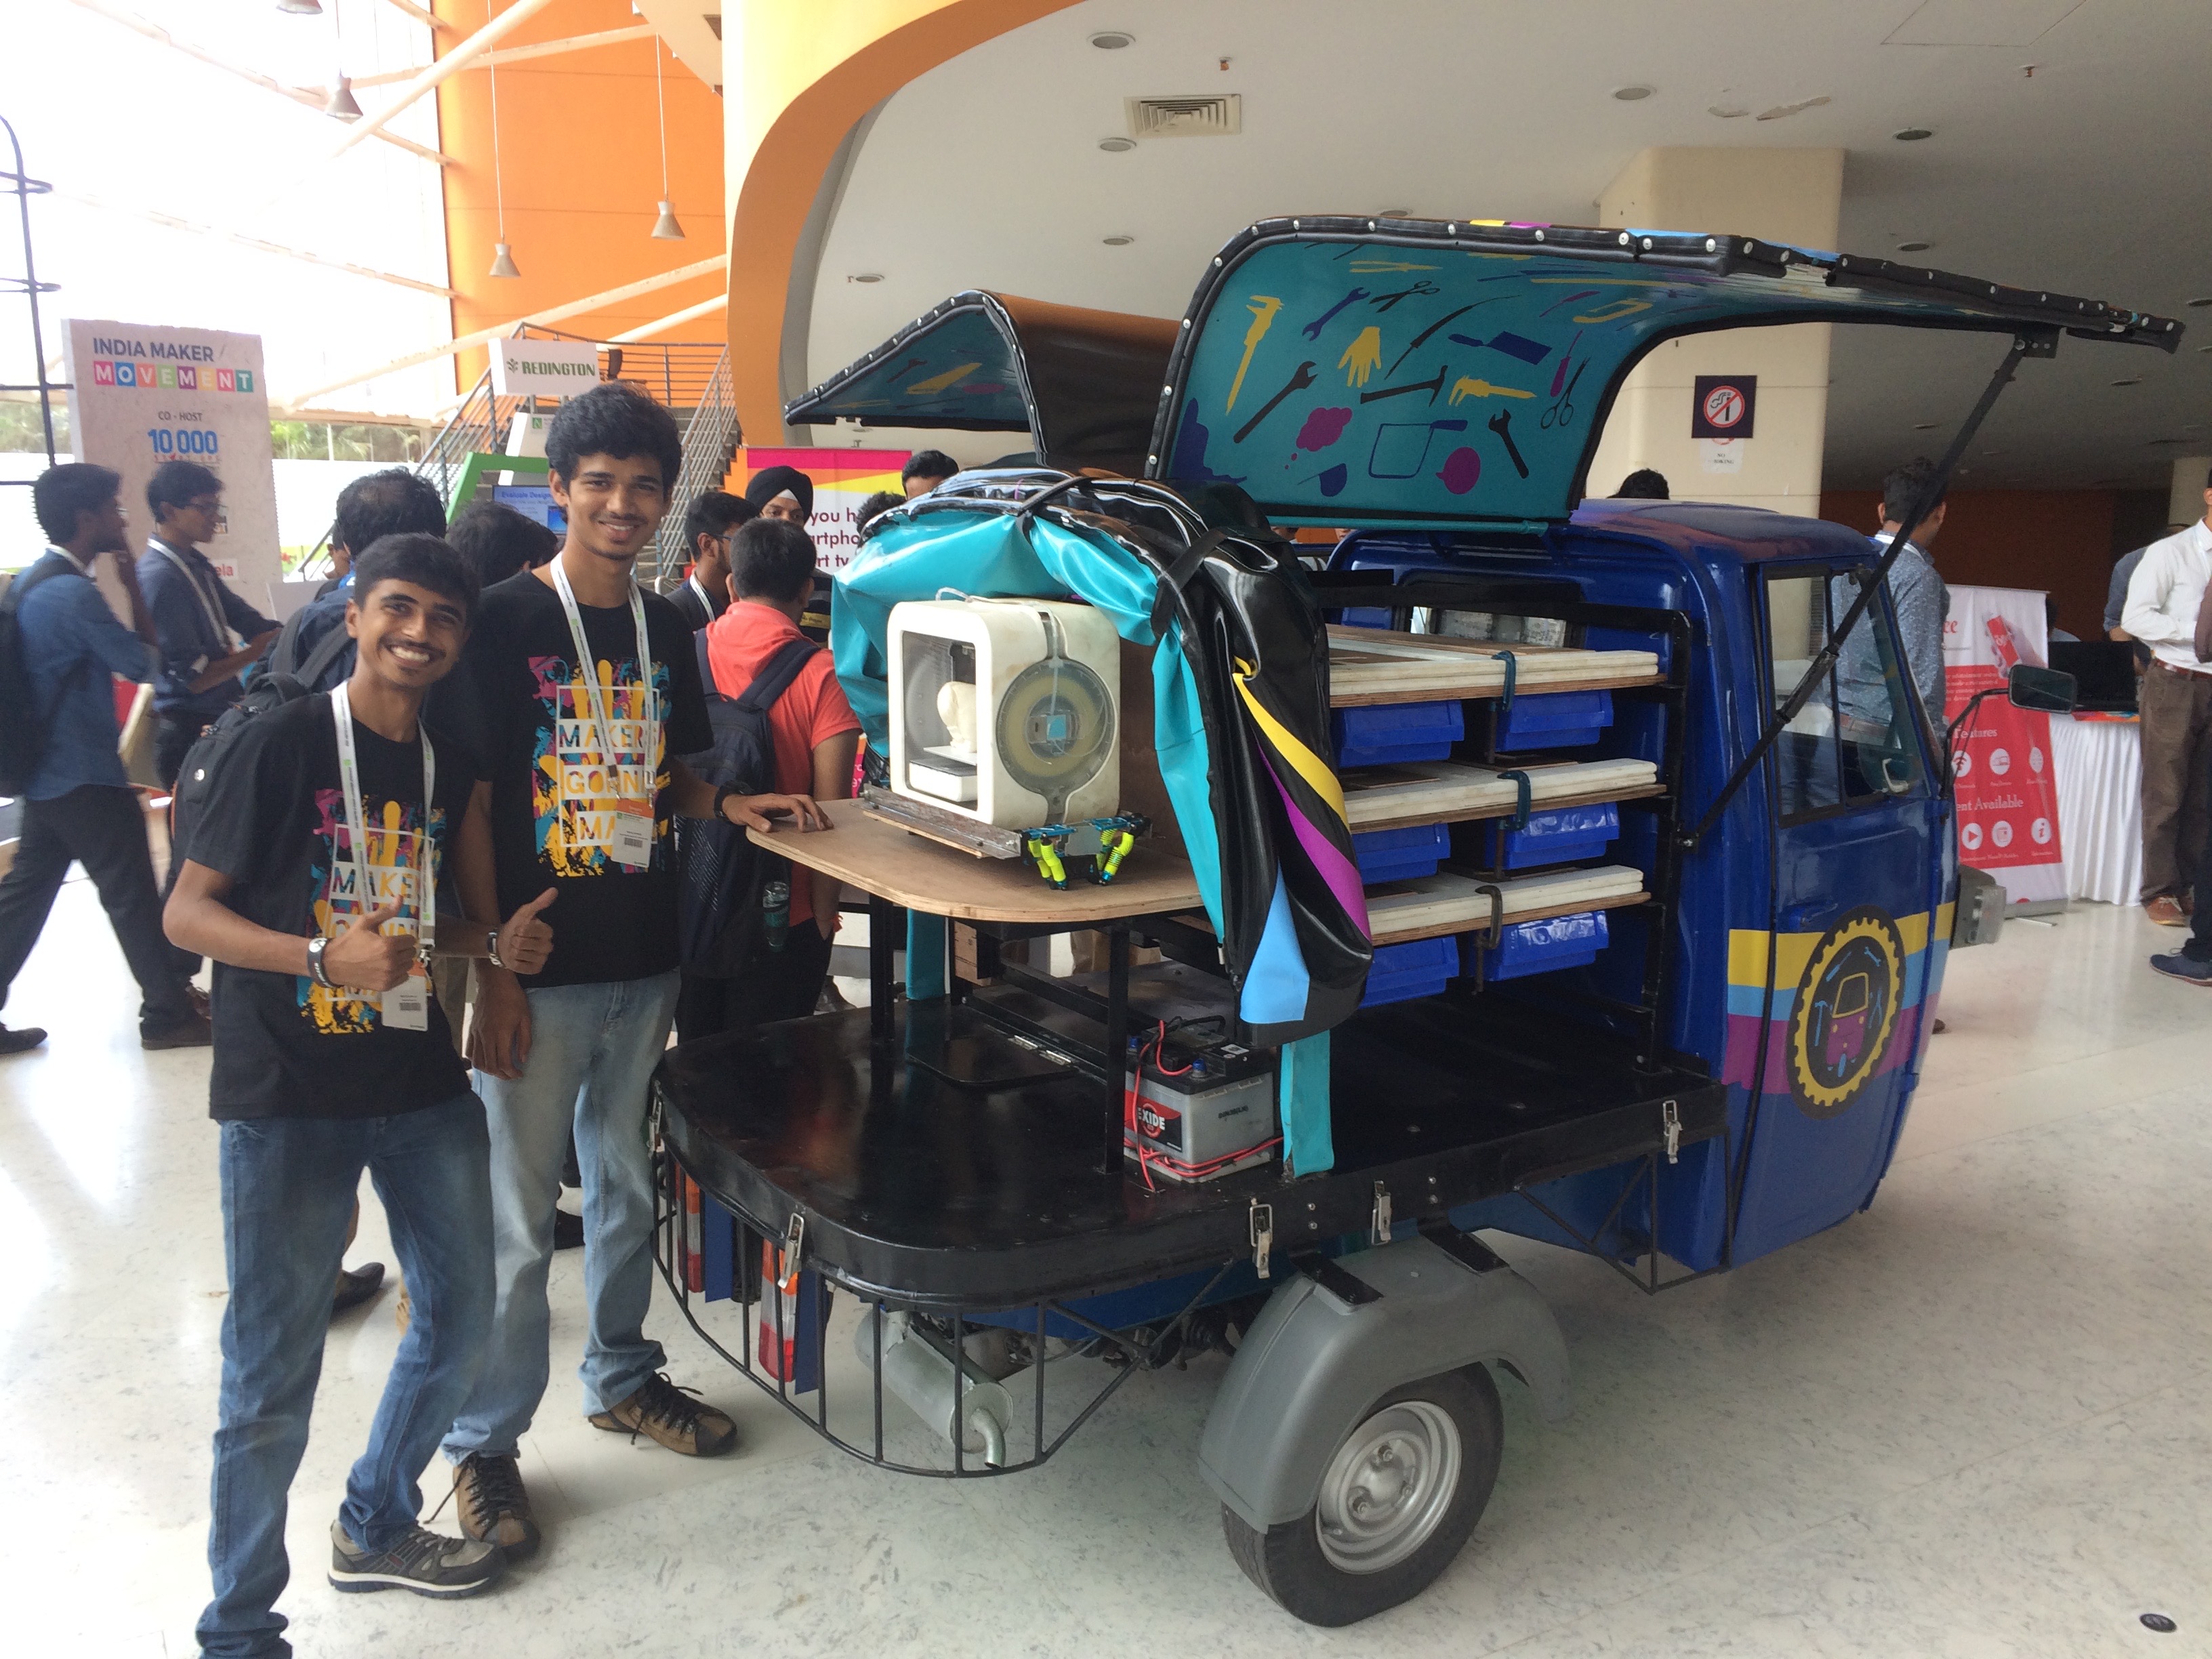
[186,497,223,514]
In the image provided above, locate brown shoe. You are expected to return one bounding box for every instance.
[452,1452,539,1561]
[588,1372,737,1457]
[142,1010,213,1048]
[2147,895,2189,927]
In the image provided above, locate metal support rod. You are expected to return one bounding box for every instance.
[1,117,56,466]
[868,892,894,1044]
[1101,926,1130,1175]
[1684,333,2045,848]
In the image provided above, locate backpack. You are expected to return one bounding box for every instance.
[264,598,356,693]
[0,556,88,797]
[675,632,819,975]
[167,670,321,859]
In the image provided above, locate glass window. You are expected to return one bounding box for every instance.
[1764,568,1923,822]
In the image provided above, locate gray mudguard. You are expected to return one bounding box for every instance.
[1198,1233,1570,1531]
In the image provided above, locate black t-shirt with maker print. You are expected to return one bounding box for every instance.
[436,569,711,989]
[180,693,479,1122]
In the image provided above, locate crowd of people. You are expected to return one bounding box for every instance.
[0,388,964,1656]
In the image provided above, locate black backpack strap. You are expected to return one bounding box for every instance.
[295,613,354,689]
[733,636,820,715]
[694,630,725,705]
[1,556,73,619]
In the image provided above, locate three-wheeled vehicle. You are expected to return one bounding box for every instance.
[653,219,2176,1626]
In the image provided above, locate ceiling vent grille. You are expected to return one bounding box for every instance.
[1125,94,1242,138]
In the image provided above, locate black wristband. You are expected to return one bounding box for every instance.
[712,782,739,823]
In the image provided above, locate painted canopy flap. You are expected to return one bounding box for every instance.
[785,292,1179,478]
[1153,218,2182,527]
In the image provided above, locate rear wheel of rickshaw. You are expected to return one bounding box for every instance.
[1221,1363,1502,1626]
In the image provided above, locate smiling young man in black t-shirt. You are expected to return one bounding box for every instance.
[434,382,827,1560]
[166,535,561,1654]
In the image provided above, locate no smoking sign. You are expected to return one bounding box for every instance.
[1692,374,1757,440]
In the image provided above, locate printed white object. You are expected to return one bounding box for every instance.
[490,338,602,400]
[1989,747,2011,776]
[1698,437,1744,474]
[889,598,1121,829]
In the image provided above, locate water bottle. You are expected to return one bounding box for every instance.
[762,878,790,952]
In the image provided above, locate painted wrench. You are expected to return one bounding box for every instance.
[1300,287,1370,340]
[1488,407,1530,478]
[1234,361,1318,443]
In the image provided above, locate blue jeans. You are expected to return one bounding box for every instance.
[199,1093,493,1659]
[443,970,680,1460]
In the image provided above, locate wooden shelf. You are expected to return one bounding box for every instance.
[1329,625,1662,708]
[1342,758,1663,835]
[1364,865,1650,947]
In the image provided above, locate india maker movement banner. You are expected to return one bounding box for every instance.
[1942,583,2065,907]
[64,319,283,612]
[733,447,911,572]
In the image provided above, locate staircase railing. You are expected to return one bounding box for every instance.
[648,345,737,591]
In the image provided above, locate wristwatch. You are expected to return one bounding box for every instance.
[712,782,741,823]
[485,925,506,970]
[306,934,335,989]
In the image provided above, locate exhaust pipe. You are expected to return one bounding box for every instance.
[855,1309,1012,1467]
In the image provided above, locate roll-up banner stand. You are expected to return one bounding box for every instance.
[733,447,911,572]
[64,319,282,620]
[1943,583,2066,911]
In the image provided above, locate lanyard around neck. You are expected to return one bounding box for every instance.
[329,684,436,949]
[153,538,231,651]
[550,557,654,750]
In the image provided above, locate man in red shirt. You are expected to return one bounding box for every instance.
[692,518,861,1033]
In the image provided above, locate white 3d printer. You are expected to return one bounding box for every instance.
[887,598,1121,830]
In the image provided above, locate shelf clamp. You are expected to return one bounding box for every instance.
[1250,1200,1274,1279]
[1490,649,1518,711]
[1662,1100,1681,1166]
[780,1210,806,1275]
[1370,1181,1393,1246]
[1498,769,1534,832]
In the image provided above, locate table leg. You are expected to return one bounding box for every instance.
[869,892,894,1043]
[1101,923,1129,1176]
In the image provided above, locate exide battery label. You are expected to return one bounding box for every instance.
[1134,1097,1183,1151]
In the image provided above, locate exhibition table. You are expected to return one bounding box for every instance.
[2049,712,2141,907]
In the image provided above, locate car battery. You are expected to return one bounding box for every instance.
[1122,1020,1276,1183]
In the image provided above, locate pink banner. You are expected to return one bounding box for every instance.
[1942,586,2064,905]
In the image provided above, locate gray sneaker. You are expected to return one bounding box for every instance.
[2149,951,2212,985]
[327,1519,505,1597]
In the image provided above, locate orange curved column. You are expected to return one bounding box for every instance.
[726,0,1080,444]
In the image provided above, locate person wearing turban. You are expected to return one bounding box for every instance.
[743,465,815,525]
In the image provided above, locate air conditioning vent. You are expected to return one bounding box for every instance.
[1125,94,1242,138]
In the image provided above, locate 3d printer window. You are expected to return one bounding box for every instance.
[1765,569,1924,823]
[901,635,979,804]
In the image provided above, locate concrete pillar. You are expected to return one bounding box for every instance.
[1585,147,1843,514]
[2169,456,2211,530]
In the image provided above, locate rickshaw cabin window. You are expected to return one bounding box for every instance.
[1763,568,1924,823]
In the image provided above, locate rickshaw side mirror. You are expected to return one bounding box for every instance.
[2006,663,2076,714]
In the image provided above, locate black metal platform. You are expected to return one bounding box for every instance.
[653,991,1724,1309]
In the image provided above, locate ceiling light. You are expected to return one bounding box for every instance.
[486,2,515,278]
[1103,234,1134,246]
[1097,136,1136,152]
[1612,85,1655,102]
[1708,104,1750,119]
[1893,127,1933,141]
[488,241,520,279]
[648,39,684,240]
[651,199,684,240]
[1378,208,1412,219]
[1912,422,1940,430]
[277,0,323,13]
[1089,30,1134,49]
[849,272,884,283]
[323,73,362,121]
[2110,377,2144,387]
[1895,239,1931,253]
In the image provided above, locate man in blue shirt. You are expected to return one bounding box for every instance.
[137,459,279,787]
[0,464,209,1054]
[270,468,447,695]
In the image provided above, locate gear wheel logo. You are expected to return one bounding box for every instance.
[1785,906,1906,1120]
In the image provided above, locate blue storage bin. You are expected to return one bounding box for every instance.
[1464,909,1609,982]
[1501,802,1619,869]
[1351,823,1452,884]
[1497,690,1612,749]
[1361,935,1460,1006]
[1333,700,1463,769]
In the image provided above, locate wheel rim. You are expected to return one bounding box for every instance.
[1313,1399,1463,1574]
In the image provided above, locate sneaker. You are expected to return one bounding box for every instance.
[2146,895,2189,927]
[327,1519,504,1597]
[0,1023,46,1057]
[142,1010,213,1049]
[552,1206,585,1251]
[331,1261,385,1316]
[589,1372,738,1457]
[2150,951,2212,985]
[452,1452,540,1561]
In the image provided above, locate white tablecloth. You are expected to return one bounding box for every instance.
[2049,714,2141,906]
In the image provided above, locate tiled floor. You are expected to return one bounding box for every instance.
[3,882,2207,1658]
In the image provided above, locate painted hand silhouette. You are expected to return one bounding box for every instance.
[1338,327,1382,388]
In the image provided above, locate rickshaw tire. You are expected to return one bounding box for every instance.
[1220,1362,1503,1626]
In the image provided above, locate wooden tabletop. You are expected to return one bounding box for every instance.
[749,803,1206,924]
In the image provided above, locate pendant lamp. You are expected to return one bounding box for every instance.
[323,74,362,121]
[486,1,519,276]
[649,37,684,239]
[277,0,323,14]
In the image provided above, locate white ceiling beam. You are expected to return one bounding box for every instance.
[283,253,729,408]
[303,0,560,174]
[609,295,726,343]
[347,24,659,89]
[66,0,454,166]
[375,0,449,29]
[58,192,458,298]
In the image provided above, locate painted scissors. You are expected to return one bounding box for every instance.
[1542,359,1586,429]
